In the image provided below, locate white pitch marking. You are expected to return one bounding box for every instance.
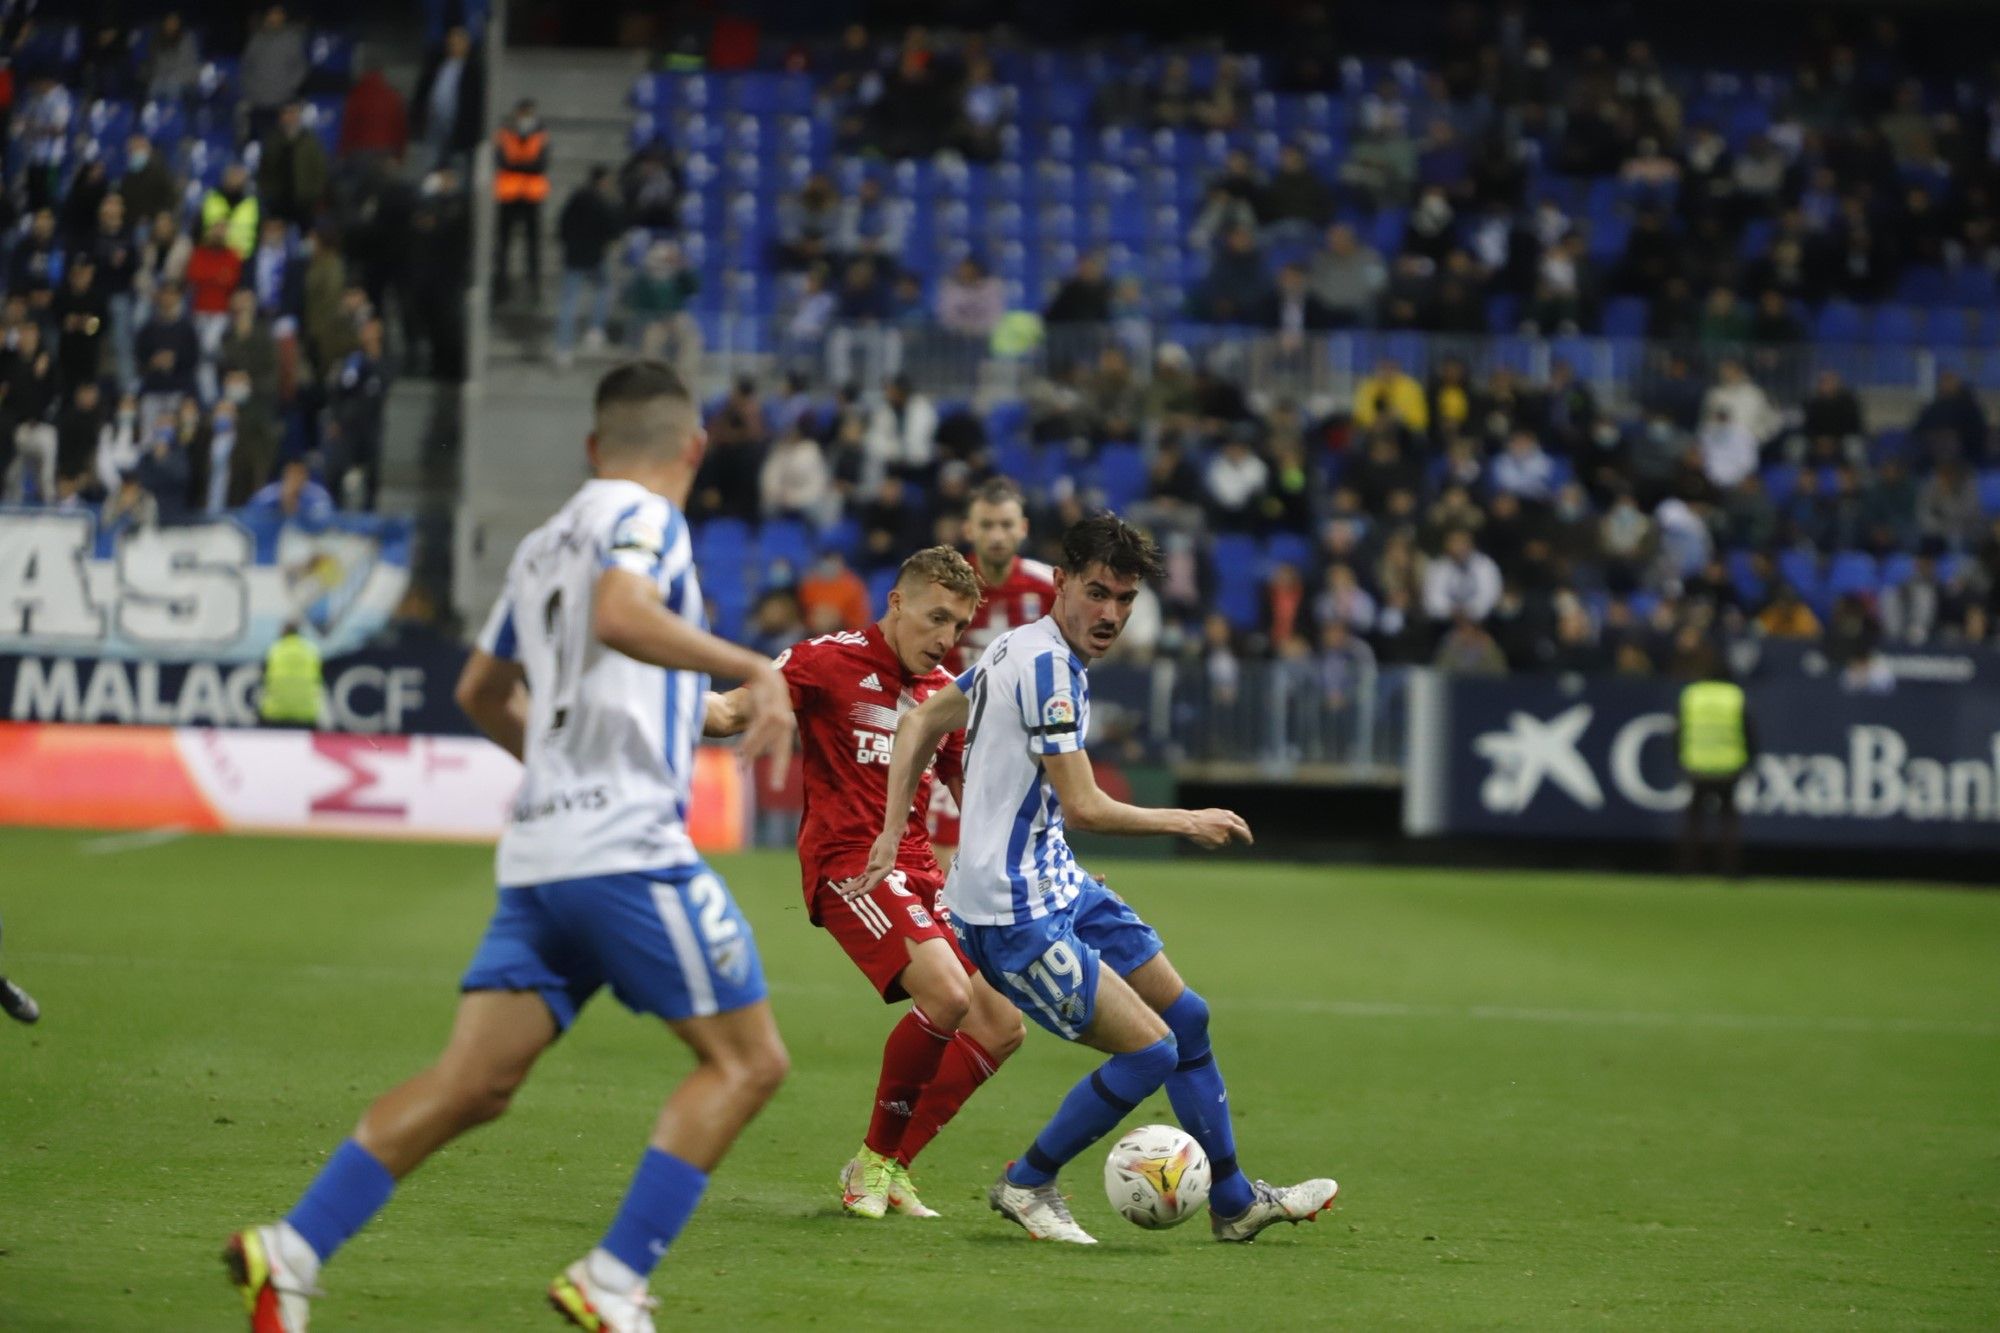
[77,827,190,856]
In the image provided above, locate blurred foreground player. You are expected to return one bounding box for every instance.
[930,478,1057,860]
[703,546,1025,1219]
[850,513,1337,1245]
[225,364,797,1333]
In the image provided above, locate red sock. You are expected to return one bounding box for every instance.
[864,1008,952,1163]
[899,1031,1001,1165]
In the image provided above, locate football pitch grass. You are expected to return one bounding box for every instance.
[2,828,1996,1330]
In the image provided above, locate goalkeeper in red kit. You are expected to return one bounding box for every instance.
[703,546,1024,1218]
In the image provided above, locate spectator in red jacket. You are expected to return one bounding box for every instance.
[338,64,409,165]
[186,220,244,395]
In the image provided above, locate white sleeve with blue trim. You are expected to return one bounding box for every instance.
[476,575,518,661]
[601,496,682,583]
[1021,649,1085,756]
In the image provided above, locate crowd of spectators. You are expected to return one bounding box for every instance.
[0,7,480,524]
[680,338,2000,719]
[647,15,2000,347]
[590,15,2000,717]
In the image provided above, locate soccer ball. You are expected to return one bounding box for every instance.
[1104,1124,1211,1229]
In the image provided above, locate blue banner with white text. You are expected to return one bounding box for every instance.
[1408,673,2000,852]
[0,508,413,663]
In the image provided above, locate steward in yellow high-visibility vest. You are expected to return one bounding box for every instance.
[201,165,261,259]
[1679,679,1748,777]
[1675,667,1754,879]
[260,623,324,728]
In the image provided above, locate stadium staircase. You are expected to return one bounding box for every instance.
[455,49,647,617]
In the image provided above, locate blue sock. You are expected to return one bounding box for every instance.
[1162,989,1254,1217]
[1007,1036,1177,1187]
[599,1148,709,1279]
[285,1139,396,1263]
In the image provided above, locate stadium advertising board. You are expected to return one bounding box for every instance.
[0,722,744,849]
[0,643,476,735]
[1404,671,2000,851]
[0,507,412,662]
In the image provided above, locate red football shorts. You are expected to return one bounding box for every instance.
[811,864,972,1003]
[926,783,962,849]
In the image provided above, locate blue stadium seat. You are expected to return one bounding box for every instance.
[1826,552,1879,598]
[759,518,815,574]
[1263,532,1315,572]
[1878,553,1916,588]
[1948,265,1998,307]
[1602,297,1648,339]
[1217,578,1261,632]
[1871,306,1926,346]
[1726,551,1766,605]
[693,517,751,566]
[865,568,899,617]
[1813,302,1866,343]
[1095,444,1148,509]
[1893,266,1950,307]
[1979,470,2000,518]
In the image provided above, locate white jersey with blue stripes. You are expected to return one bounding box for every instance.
[942,616,1092,926]
[475,478,707,887]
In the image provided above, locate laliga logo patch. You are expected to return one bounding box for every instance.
[612,514,665,555]
[1043,696,1077,728]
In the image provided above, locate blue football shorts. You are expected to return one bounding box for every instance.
[951,876,1164,1041]
[460,863,767,1030]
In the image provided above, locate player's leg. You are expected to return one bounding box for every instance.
[549,866,784,1330]
[1103,882,1338,1243]
[986,962,1175,1243]
[897,969,1024,1165]
[227,988,561,1331]
[1124,952,1255,1215]
[863,935,971,1169]
[817,870,984,1216]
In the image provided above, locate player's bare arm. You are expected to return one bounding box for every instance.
[1039,746,1251,848]
[844,684,970,897]
[699,686,754,739]
[595,565,796,775]
[454,650,530,761]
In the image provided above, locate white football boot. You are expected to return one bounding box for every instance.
[987,1170,1097,1244]
[223,1223,319,1332]
[548,1257,657,1333]
[1210,1177,1340,1242]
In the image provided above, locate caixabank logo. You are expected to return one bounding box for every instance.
[1469,701,2000,827]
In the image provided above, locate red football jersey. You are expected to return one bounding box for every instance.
[946,556,1058,675]
[777,620,965,914]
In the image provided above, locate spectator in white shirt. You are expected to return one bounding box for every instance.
[95,392,146,496]
[863,374,937,484]
[1701,359,1782,444]
[1698,404,1759,489]
[1422,528,1503,623]
[759,424,833,526]
[1203,432,1270,531]
[1490,429,1556,502]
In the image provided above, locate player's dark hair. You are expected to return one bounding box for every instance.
[594,360,690,414]
[896,545,981,602]
[593,361,696,459]
[1060,512,1163,583]
[970,476,1025,510]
